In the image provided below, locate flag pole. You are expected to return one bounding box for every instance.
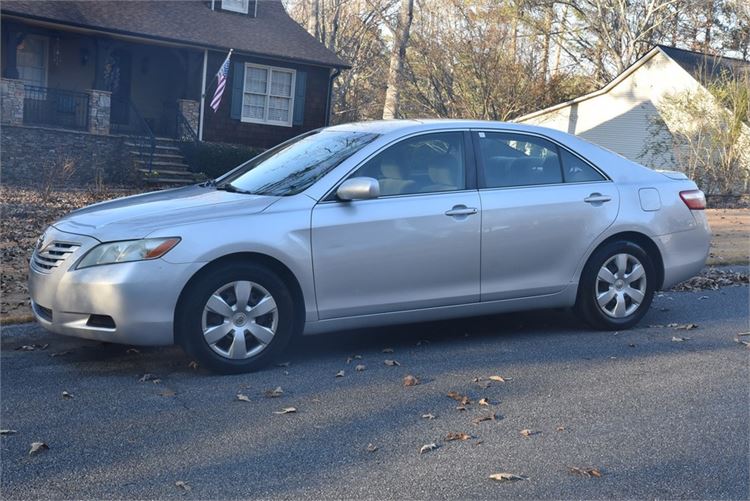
[198,49,208,141]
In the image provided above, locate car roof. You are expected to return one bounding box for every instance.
[325,119,569,138]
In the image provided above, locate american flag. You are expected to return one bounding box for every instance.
[210,50,232,112]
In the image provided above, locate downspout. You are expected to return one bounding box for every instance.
[198,49,208,141]
[324,68,341,127]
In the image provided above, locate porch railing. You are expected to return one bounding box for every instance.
[111,98,156,172]
[23,85,89,130]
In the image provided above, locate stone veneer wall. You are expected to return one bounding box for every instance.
[178,99,200,136]
[1,79,25,126]
[0,125,139,187]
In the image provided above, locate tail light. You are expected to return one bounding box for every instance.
[679,190,706,210]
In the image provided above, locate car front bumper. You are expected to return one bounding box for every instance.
[28,226,203,346]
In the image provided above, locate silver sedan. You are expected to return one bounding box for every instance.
[28,120,710,373]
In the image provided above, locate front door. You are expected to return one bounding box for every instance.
[108,49,132,126]
[311,131,481,319]
[473,130,619,301]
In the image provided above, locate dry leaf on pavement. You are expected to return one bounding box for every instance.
[668,323,698,330]
[488,375,510,382]
[382,348,394,353]
[49,351,72,358]
[264,386,284,398]
[61,391,73,400]
[366,443,378,452]
[16,344,48,351]
[138,373,158,383]
[403,375,419,386]
[236,393,251,402]
[570,467,602,478]
[188,361,199,370]
[472,413,496,424]
[355,364,366,372]
[175,480,191,491]
[447,391,471,405]
[335,370,345,378]
[125,348,140,355]
[159,389,177,397]
[671,336,690,342]
[384,359,400,366]
[478,398,490,406]
[29,442,49,455]
[556,426,565,432]
[0,429,18,435]
[274,407,297,414]
[489,472,528,482]
[445,432,472,441]
[520,429,539,437]
[419,443,438,454]
[421,413,436,420]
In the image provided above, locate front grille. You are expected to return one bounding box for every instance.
[32,241,80,272]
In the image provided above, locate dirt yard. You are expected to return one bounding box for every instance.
[1,187,748,323]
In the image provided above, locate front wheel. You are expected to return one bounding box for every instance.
[575,241,656,330]
[176,262,298,374]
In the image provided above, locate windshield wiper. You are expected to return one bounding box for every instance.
[215,183,255,195]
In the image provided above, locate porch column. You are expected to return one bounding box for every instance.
[1,78,25,126]
[87,89,111,135]
[177,99,200,136]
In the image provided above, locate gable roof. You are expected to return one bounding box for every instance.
[517,45,749,122]
[0,0,349,69]
[657,45,750,82]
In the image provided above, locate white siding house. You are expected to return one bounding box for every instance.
[517,45,749,173]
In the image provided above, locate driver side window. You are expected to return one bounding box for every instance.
[352,132,466,196]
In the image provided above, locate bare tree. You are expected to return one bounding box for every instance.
[382,0,414,119]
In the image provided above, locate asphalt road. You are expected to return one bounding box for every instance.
[1,285,748,500]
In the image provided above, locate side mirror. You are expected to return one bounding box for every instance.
[336,177,380,201]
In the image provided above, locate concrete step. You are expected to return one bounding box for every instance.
[135,159,190,169]
[124,141,181,152]
[137,168,196,176]
[144,177,197,185]
[129,150,185,160]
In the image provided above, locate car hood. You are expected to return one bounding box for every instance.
[53,185,280,241]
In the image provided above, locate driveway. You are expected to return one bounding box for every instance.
[1,285,748,499]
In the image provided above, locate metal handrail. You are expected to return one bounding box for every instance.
[176,109,199,146]
[111,97,156,172]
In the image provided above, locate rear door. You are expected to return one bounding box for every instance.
[473,130,619,301]
[311,131,481,319]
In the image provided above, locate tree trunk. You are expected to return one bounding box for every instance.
[307,0,320,40]
[382,0,414,119]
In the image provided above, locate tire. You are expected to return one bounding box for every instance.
[176,261,299,374]
[575,240,656,330]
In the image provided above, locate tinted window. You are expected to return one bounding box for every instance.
[560,149,605,183]
[222,130,379,196]
[477,132,562,188]
[352,132,465,196]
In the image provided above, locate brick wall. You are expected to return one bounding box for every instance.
[1,125,138,187]
[202,52,331,148]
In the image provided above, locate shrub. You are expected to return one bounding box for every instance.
[179,141,264,180]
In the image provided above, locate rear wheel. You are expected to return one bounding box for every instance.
[177,262,298,374]
[575,240,655,330]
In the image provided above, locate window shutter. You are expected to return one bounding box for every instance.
[292,70,307,126]
[230,61,245,120]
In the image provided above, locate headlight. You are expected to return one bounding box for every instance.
[76,237,180,269]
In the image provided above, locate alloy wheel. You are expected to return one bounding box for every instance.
[595,253,647,318]
[201,281,278,359]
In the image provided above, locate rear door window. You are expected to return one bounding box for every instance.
[476,132,563,188]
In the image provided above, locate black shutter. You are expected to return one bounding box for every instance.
[293,70,307,126]
[230,61,245,120]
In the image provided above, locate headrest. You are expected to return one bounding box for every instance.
[380,160,402,179]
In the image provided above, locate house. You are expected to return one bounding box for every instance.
[517,45,749,179]
[0,0,348,185]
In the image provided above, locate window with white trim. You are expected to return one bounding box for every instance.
[242,63,296,126]
[16,34,48,87]
[221,0,249,14]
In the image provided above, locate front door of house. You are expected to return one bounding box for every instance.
[108,49,132,126]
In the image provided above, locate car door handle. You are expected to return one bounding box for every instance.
[584,193,612,204]
[445,206,478,217]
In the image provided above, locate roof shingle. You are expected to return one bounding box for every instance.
[1,0,349,68]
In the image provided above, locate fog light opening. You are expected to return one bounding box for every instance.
[87,314,116,329]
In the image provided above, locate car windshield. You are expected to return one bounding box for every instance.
[218,130,380,196]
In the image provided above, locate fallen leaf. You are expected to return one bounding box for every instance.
[355,364,366,372]
[447,391,471,405]
[668,323,698,330]
[61,391,73,400]
[335,370,345,378]
[49,350,72,358]
[520,429,539,437]
[264,386,284,398]
[489,472,528,482]
[456,405,467,411]
[384,359,400,366]
[29,442,48,455]
[188,361,199,370]
[698,295,709,300]
[488,375,510,382]
[570,467,602,478]
[421,413,436,420]
[236,393,251,402]
[16,344,48,352]
[159,389,177,397]
[382,348,394,353]
[445,432,472,441]
[175,480,191,491]
[403,375,419,387]
[276,361,291,367]
[273,407,297,414]
[419,443,438,454]
[0,429,18,435]
[472,413,496,425]
[556,426,565,432]
[138,373,158,383]
[152,379,162,384]
[671,336,690,342]
[648,324,665,329]
[125,348,140,355]
[366,443,378,452]
[478,398,490,406]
